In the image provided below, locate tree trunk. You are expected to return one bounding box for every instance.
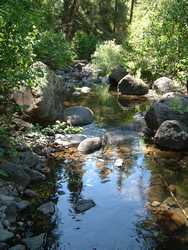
[129,0,135,23]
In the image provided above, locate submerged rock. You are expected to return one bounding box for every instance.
[23,233,46,250]
[104,129,132,145]
[78,137,102,154]
[118,75,149,96]
[24,189,39,198]
[74,199,96,213]
[37,202,55,216]
[154,206,188,232]
[63,106,94,126]
[154,120,188,150]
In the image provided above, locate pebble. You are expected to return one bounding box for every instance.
[114,158,124,167]
[151,201,161,207]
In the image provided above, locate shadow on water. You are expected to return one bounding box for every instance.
[31,86,188,249]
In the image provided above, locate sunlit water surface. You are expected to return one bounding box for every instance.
[35,86,188,250]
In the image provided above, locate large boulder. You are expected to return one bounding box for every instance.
[78,137,102,154]
[109,65,128,89]
[145,93,188,132]
[63,106,94,126]
[153,77,175,94]
[118,75,149,96]
[154,120,188,150]
[13,62,66,122]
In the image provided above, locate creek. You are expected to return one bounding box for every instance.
[29,86,188,250]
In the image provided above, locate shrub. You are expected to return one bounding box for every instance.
[127,0,188,82]
[32,121,83,136]
[73,32,98,60]
[34,31,75,69]
[0,0,38,94]
[91,40,125,75]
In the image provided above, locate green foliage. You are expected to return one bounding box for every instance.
[127,0,188,82]
[34,31,75,69]
[92,40,125,75]
[0,0,39,93]
[32,121,83,136]
[62,0,128,42]
[0,126,17,159]
[73,32,98,60]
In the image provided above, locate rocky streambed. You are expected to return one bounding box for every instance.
[1,84,188,250]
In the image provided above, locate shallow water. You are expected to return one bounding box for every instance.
[53,135,152,250]
[35,86,188,249]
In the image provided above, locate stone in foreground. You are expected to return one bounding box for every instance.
[154,120,188,150]
[78,137,102,154]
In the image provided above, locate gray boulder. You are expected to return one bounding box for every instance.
[63,106,94,126]
[154,120,188,150]
[78,137,102,154]
[153,77,175,94]
[118,75,149,96]
[109,65,128,89]
[145,94,188,132]
[13,62,66,122]
[0,228,14,242]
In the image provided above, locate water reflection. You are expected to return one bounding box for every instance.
[48,86,188,249]
[53,131,153,250]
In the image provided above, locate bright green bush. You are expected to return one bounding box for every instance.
[0,0,38,93]
[73,32,98,60]
[128,0,188,82]
[91,40,125,75]
[34,31,75,69]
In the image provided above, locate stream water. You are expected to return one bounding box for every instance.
[32,86,188,250]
